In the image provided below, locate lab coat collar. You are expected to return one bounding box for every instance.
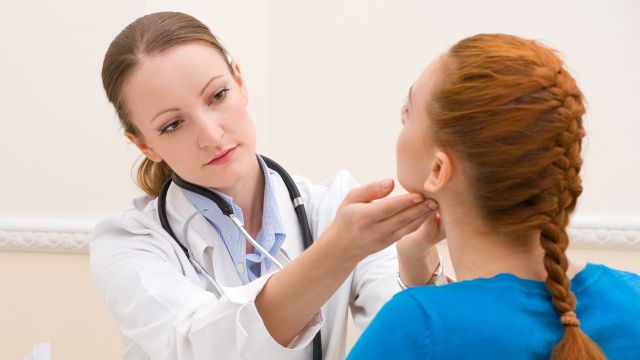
[162,168,305,288]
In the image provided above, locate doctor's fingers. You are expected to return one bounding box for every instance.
[342,179,399,205]
[373,201,436,239]
[365,194,436,222]
[389,210,440,243]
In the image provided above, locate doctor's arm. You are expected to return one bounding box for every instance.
[91,214,307,360]
[255,179,437,346]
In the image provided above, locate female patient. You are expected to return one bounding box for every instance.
[348,34,640,359]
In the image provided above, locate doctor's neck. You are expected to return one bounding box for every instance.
[219,158,265,239]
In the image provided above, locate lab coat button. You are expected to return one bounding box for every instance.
[236,263,245,273]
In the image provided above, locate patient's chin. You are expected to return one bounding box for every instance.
[396,177,427,197]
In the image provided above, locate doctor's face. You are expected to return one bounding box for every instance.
[396,55,445,194]
[123,42,257,191]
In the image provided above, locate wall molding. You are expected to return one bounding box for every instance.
[567,215,640,250]
[0,215,639,253]
[0,218,94,253]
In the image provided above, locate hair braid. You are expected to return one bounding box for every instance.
[432,34,606,359]
[538,67,605,360]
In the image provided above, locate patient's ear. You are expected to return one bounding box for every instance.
[423,149,452,193]
[126,132,162,163]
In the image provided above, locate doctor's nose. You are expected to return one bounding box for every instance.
[195,114,224,149]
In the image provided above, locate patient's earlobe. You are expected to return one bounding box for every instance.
[423,150,452,193]
[126,132,162,163]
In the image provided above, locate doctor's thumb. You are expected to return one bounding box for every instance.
[344,179,395,204]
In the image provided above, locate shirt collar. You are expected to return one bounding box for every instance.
[180,155,287,282]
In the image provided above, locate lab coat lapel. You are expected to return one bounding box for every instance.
[165,183,245,287]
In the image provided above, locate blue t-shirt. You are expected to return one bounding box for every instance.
[348,264,640,359]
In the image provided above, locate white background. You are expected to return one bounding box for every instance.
[2,0,638,220]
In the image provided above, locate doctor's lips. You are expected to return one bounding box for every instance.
[205,146,237,166]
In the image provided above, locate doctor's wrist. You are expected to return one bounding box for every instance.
[316,224,364,268]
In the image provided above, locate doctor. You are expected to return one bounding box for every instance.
[92,11,444,360]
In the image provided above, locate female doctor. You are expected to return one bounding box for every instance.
[92,11,444,360]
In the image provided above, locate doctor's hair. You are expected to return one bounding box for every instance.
[101,11,233,197]
[430,34,604,359]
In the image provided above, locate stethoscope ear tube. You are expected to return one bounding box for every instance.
[261,156,314,249]
[159,177,190,258]
[294,205,314,249]
[228,214,285,270]
[171,173,234,215]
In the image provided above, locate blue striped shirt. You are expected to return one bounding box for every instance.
[182,156,286,284]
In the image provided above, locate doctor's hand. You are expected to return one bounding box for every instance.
[255,178,434,346]
[322,179,438,264]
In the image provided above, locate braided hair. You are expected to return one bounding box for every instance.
[430,34,605,359]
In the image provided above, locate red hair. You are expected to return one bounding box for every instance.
[430,34,605,359]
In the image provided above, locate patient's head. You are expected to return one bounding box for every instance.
[397,34,604,359]
[399,34,585,235]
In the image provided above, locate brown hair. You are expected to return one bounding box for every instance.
[101,11,232,197]
[430,34,605,359]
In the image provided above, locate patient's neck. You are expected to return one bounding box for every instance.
[439,199,547,282]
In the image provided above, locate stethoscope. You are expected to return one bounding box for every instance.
[157,155,322,360]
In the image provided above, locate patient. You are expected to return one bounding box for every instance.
[348,34,640,359]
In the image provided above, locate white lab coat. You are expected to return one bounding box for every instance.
[91,170,401,360]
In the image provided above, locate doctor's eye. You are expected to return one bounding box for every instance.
[160,119,184,135]
[209,87,231,105]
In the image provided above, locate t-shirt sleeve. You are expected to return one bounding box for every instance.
[347,290,431,360]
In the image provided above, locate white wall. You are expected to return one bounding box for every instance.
[2,0,638,220]
[1,0,145,219]
[265,0,640,220]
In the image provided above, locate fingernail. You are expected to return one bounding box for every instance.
[426,200,439,210]
[412,195,424,204]
[380,179,393,191]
